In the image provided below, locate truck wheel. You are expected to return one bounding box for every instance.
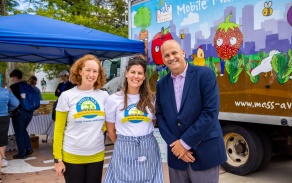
[256,131,272,171]
[222,125,264,175]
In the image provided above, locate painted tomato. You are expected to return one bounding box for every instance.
[151,27,173,65]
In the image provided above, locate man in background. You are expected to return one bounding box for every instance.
[41,78,47,93]
[52,70,74,121]
[55,70,74,97]
[9,69,34,159]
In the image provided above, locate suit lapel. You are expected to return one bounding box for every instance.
[180,65,195,112]
[166,74,178,114]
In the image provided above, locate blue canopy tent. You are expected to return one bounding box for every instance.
[0,14,144,64]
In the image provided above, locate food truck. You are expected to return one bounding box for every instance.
[105,0,292,175]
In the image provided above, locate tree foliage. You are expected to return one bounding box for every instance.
[0,0,20,15]
[29,0,128,37]
[35,63,70,80]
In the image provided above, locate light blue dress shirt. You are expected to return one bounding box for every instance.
[0,87,19,116]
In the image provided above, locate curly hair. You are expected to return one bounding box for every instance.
[121,56,155,114]
[70,54,107,90]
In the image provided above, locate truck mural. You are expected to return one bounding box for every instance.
[129,0,292,176]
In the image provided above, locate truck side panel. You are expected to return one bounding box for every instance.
[130,0,292,125]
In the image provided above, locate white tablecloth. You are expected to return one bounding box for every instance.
[9,115,54,138]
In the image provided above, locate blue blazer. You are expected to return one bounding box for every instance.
[156,64,227,171]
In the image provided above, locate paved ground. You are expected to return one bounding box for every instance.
[1,136,292,183]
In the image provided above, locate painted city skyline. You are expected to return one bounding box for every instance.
[131,0,292,63]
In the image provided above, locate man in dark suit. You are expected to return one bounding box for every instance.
[156,40,227,182]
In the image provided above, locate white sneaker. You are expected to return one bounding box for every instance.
[2,159,8,167]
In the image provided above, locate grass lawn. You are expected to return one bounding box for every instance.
[42,92,58,101]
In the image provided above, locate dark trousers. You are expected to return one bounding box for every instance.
[63,161,104,183]
[11,108,33,156]
[169,165,219,183]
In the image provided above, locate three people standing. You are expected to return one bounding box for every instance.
[52,40,226,182]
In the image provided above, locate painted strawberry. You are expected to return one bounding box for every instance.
[214,13,243,60]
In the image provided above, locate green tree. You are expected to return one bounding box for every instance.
[27,0,128,37]
[36,63,70,80]
[134,7,151,32]
[0,0,19,15]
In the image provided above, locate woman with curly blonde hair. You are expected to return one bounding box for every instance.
[53,54,109,183]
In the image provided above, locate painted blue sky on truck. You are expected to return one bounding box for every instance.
[131,0,292,63]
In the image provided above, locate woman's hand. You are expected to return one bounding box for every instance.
[55,162,66,176]
[106,122,117,143]
[152,119,157,126]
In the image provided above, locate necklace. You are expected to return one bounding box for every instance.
[127,94,138,105]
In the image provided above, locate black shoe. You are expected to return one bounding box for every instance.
[13,154,27,159]
[26,149,33,156]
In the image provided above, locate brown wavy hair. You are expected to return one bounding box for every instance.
[121,56,155,114]
[70,54,107,90]
[28,76,37,85]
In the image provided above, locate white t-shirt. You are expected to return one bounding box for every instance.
[105,92,154,137]
[56,86,109,155]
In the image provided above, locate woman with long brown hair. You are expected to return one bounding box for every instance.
[104,56,164,182]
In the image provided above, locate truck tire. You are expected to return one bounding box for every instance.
[222,125,264,175]
[256,131,273,171]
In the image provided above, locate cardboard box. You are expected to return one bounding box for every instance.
[30,135,39,148]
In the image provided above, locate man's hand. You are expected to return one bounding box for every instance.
[181,150,195,163]
[170,140,187,159]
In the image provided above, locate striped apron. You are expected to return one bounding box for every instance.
[104,132,164,183]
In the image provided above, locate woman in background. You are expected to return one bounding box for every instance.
[0,85,19,183]
[28,76,43,101]
[53,54,109,183]
[104,57,164,182]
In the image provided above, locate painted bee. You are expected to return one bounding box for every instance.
[263,1,273,16]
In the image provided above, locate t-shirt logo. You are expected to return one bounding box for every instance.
[121,104,150,123]
[73,97,104,119]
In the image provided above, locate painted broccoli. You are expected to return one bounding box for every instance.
[272,49,292,84]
